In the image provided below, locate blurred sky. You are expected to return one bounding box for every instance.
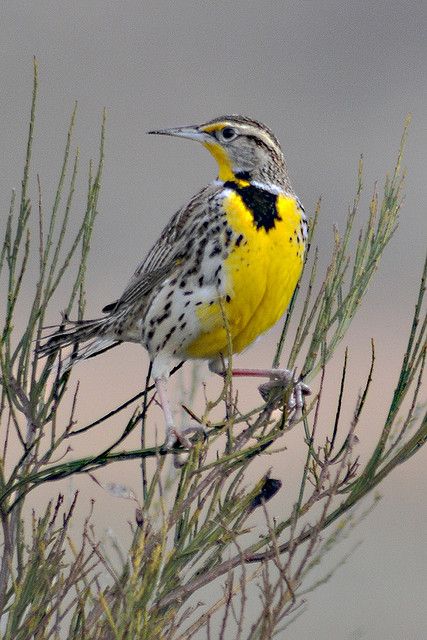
[0,2,426,638]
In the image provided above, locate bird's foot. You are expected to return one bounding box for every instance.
[258,369,311,423]
[164,423,208,450]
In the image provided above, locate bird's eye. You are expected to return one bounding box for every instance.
[219,126,236,141]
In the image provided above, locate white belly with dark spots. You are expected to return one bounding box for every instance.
[142,241,228,379]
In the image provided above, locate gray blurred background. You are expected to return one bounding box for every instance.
[1,2,426,638]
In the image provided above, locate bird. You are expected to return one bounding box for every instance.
[38,115,310,448]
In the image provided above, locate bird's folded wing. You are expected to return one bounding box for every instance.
[133,183,221,275]
[102,183,223,314]
[102,260,180,313]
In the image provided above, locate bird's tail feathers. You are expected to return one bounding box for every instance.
[37,318,121,369]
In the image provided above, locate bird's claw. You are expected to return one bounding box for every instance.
[258,369,311,423]
[165,423,208,450]
[164,429,192,450]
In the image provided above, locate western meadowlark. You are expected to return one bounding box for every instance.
[39,115,310,447]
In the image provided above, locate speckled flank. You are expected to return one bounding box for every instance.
[140,188,234,377]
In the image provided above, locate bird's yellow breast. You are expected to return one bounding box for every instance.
[186,187,305,359]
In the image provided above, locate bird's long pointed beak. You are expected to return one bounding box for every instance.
[147,125,209,142]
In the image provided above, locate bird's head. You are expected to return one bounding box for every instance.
[148,115,291,190]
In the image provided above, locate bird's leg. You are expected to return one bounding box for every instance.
[209,361,311,423]
[155,376,191,449]
[155,376,206,449]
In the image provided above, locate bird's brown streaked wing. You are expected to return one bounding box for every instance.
[102,260,180,313]
[133,183,221,276]
[102,183,223,314]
